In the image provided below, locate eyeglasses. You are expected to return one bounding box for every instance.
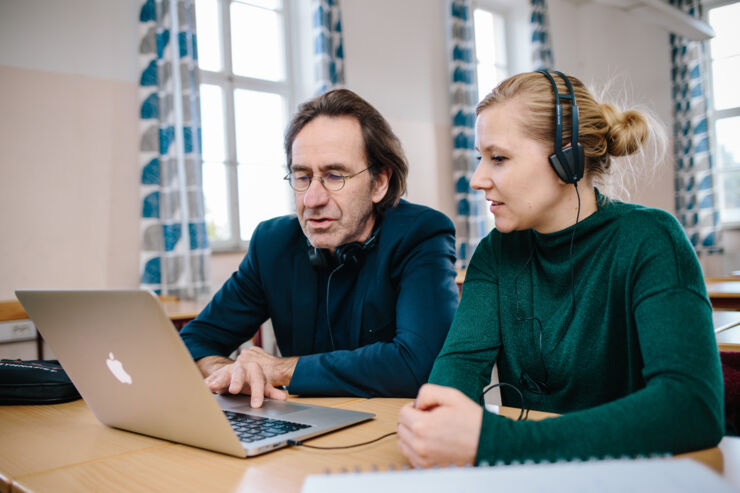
[283,167,370,192]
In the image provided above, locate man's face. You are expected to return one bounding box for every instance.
[291,115,389,253]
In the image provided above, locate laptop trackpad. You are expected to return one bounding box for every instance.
[214,393,311,418]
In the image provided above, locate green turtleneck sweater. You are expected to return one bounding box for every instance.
[429,191,724,464]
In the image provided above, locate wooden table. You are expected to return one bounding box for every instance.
[706,278,740,311]
[0,397,737,493]
[158,298,208,330]
[714,311,740,352]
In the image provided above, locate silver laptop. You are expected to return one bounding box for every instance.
[15,289,374,457]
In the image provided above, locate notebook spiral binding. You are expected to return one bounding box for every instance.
[320,452,673,475]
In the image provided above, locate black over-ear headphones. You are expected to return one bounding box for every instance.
[537,70,585,184]
[307,228,379,271]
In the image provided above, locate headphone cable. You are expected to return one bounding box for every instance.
[552,182,582,351]
[513,243,549,393]
[288,431,397,450]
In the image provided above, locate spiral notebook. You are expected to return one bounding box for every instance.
[300,457,735,493]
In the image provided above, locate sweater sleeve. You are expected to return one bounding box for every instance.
[475,287,723,464]
[429,235,501,402]
[473,214,724,464]
[288,211,459,397]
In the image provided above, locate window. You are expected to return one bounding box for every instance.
[706,0,740,225]
[195,0,295,249]
[473,6,509,102]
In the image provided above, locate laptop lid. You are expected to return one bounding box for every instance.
[15,289,374,457]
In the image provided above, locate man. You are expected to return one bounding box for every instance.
[181,89,459,407]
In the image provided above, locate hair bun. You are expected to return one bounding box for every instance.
[601,103,649,157]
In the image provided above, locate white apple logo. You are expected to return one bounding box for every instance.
[106,352,132,384]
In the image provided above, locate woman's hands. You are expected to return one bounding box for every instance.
[398,383,483,468]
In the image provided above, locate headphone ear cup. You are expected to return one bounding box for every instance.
[549,152,571,183]
[335,243,362,269]
[549,144,585,184]
[308,246,331,270]
[575,143,585,180]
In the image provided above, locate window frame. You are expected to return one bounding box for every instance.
[704,0,740,228]
[198,0,298,251]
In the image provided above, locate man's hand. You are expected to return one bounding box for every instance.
[397,383,483,468]
[196,347,298,408]
[235,346,298,388]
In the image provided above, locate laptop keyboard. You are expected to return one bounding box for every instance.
[224,410,311,443]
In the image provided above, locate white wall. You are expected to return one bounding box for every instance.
[341,0,456,218]
[0,0,140,82]
[0,0,141,300]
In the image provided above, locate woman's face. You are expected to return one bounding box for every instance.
[472,99,575,234]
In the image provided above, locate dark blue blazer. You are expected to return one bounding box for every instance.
[180,200,459,397]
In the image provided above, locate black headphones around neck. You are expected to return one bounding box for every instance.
[537,70,585,184]
[307,228,379,271]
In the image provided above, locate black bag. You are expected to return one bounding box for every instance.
[0,359,81,405]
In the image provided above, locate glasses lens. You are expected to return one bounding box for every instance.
[323,172,345,191]
[290,173,310,191]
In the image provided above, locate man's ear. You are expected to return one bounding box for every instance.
[371,167,391,204]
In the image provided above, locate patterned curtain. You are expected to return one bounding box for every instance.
[448,0,485,268]
[138,0,211,300]
[312,0,345,94]
[670,0,722,254]
[530,0,554,70]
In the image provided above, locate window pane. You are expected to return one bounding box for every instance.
[711,56,740,111]
[716,117,740,223]
[194,0,223,72]
[233,89,286,165]
[720,170,740,219]
[716,116,740,171]
[476,62,494,102]
[708,3,740,60]
[233,89,289,241]
[203,161,231,241]
[200,84,227,162]
[492,13,507,67]
[238,163,292,241]
[230,2,285,81]
[474,10,495,64]
[474,8,507,102]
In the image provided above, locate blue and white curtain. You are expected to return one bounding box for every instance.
[138,0,211,299]
[448,0,486,268]
[670,0,722,254]
[312,0,345,94]
[530,0,554,70]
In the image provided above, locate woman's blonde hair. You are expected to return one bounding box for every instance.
[476,72,665,198]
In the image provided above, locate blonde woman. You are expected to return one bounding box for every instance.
[398,71,724,467]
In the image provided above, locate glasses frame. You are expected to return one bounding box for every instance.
[283,167,371,192]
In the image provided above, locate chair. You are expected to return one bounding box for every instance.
[721,350,740,436]
[0,299,43,359]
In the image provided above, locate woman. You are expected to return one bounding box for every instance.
[397,71,724,467]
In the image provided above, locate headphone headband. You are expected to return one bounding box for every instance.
[537,70,584,184]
